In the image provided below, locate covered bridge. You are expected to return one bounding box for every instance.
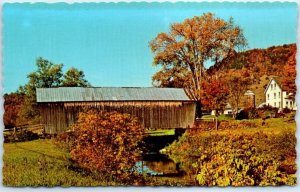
[36,87,196,134]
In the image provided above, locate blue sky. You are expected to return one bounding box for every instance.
[3,2,297,93]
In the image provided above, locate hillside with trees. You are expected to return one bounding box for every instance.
[207,43,296,107]
[152,42,296,113]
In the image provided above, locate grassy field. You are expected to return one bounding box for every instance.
[3,139,121,186]
[202,114,232,121]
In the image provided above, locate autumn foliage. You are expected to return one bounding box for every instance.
[150,12,246,101]
[69,109,145,177]
[4,92,25,128]
[201,79,229,114]
[282,51,297,95]
[167,119,296,186]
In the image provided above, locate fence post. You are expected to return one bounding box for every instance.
[215,117,218,130]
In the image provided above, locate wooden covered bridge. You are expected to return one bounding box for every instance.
[36,87,196,134]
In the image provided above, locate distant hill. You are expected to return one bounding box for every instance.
[207,43,296,106]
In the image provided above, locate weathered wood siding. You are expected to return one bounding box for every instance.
[39,101,196,134]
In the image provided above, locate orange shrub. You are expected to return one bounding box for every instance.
[70,109,144,176]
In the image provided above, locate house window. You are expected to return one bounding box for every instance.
[274,102,276,107]
[286,101,288,107]
[274,83,276,89]
[267,94,269,100]
[271,84,273,90]
[274,93,276,99]
[290,101,293,108]
[278,92,280,98]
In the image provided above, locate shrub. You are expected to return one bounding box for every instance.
[247,108,260,119]
[282,107,291,114]
[258,105,278,119]
[195,133,296,186]
[68,109,145,180]
[166,127,296,186]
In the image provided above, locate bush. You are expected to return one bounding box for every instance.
[258,105,278,119]
[237,105,294,120]
[195,133,296,186]
[236,107,261,120]
[282,107,291,114]
[66,109,145,180]
[166,126,296,186]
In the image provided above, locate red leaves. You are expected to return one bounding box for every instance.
[4,93,25,128]
[201,79,229,112]
[282,52,296,95]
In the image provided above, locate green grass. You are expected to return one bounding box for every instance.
[221,117,295,135]
[3,139,120,186]
[146,129,175,136]
[202,114,232,121]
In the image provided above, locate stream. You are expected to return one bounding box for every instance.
[134,133,184,176]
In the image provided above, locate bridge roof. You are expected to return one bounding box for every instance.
[36,87,196,103]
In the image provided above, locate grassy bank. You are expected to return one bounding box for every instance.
[166,118,297,186]
[3,139,120,186]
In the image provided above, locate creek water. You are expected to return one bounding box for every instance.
[134,134,184,176]
[135,152,181,176]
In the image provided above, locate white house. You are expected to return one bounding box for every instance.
[223,103,233,115]
[264,77,296,110]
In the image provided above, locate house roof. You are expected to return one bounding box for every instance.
[36,87,196,103]
[264,77,285,94]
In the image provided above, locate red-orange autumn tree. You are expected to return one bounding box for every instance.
[150,13,247,117]
[201,79,229,115]
[70,109,144,177]
[3,92,25,128]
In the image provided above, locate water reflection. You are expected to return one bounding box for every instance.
[134,133,185,176]
[134,152,181,176]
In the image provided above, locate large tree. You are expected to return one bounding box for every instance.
[150,13,247,117]
[17,57,91,125]
[17,57,64,125]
